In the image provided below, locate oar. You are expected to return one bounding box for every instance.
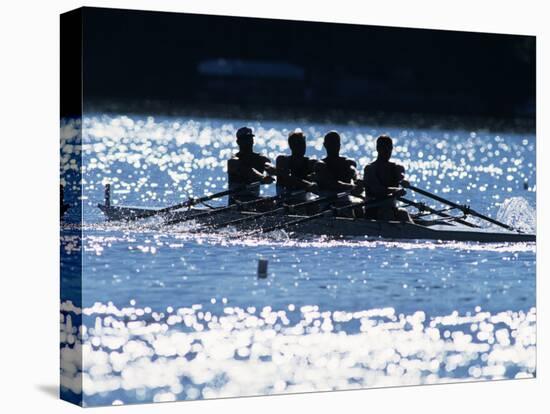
[405,184,521,233]
[398,197,480,228]
[258,196,392,234]
[165,189,307,226]
[208,190,340,230]
[129,181,263,220]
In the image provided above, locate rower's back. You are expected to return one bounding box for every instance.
[363,134,410,221]
[227,151,270,203]
[314,130,358,193]
[363,159,405,198]
[227,127,272,205]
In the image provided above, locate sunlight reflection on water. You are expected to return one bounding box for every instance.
[60,115,536,405]
[60,300,536,406]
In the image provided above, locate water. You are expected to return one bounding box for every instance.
[60,114,536,406]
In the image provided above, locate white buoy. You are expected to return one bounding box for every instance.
[257,259,268,278]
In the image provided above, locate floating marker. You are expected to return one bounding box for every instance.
[257,259,268,278]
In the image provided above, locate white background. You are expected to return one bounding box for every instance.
[0,0,548,412]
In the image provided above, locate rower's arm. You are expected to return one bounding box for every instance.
[263,157,277,183]
[314,162,356,192]
[396,165,410,187]
[276,156,317,191]
[264,162,277,176]
[228,158,273,184]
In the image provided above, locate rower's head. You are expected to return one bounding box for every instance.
[236,127,255,153]
[323,131,341,157]
[288,130,306,157]
[376,135,393,162]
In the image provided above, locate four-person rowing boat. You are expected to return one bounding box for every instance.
[96,127,536,243]
[97,183,535,243]
[98,202,535,243]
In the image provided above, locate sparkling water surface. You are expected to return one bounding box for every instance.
[60,115,536,406]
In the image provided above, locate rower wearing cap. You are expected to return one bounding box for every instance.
[227,126,276,206]
[314,131,364,216]
[363,134,411,221]
[275,130,318,204]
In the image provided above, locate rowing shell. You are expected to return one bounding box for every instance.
[97,203,536,243]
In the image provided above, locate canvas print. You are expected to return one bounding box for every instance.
[60,7,536,407]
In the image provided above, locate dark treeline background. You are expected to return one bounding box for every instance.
[79,7,535,125]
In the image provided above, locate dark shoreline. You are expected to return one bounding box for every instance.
[84,99,536,134]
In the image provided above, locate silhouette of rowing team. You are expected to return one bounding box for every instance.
[227,126,412,221]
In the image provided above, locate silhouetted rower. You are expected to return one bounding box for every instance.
[364,135,411,221]
[314,131,363,216]
[275,130,318,203]
[227,127,276,206]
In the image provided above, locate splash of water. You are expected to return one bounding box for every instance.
[496,197,536,233]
